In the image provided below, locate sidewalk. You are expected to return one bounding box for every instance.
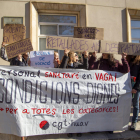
[26,110,140,140]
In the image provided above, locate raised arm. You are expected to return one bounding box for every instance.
[77,51,88,69]
[1,42,9,61]
[88,52,97,70]
[59,49,70,68]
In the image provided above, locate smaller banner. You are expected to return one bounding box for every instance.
[119,42,140,55]
[47,36,100,52]
[30,50,54,68]
[100,40,119,54]
[5,38,33,59]
[3,24,26,44]
[74,27,104,40]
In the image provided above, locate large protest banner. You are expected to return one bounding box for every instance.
[0,66,131,136]
[30,50,54,68]
[100,40,119,54]
[119,42,140,55]
[47,36,100,52]
[74,27,104,40]
[3,24,26,44]
[5,38,33,59]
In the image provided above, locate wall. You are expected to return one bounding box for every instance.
[0,0,30,65]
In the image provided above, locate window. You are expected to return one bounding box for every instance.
[131,20,140,43]
[38,14,77,59]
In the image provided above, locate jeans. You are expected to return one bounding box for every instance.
[132,90,140,123]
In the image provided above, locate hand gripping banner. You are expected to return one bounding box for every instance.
[0,66,132,136]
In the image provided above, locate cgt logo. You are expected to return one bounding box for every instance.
[39,120,49,130]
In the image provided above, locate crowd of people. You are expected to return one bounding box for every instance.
[1,42,140,137]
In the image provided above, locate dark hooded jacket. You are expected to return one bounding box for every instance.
[129,57,140,90]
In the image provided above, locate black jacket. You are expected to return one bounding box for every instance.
[59,54,88,69]
[129,59,140,90]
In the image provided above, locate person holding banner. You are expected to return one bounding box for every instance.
[88,52,129,134]
[60,49,88,138]
[60,49,88,69]
[126,55,140,131]
[88,52,129,73]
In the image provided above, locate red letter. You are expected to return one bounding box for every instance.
[6,108,9,113]
[22,109,30,114]
[62,109,66,114]
[52,108,56,115]
[31,108,37,114]
[95,73,100,80]
[45,72,48,77]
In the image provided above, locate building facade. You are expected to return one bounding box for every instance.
[0,0,140,65]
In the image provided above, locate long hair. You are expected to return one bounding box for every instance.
[68,51,75,63]
[126,55,140,65]
[99,54,116,67]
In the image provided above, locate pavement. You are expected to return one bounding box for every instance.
[25,107,140,140]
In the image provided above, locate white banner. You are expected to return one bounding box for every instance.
[30,50,54,68]
[0,66,132,136]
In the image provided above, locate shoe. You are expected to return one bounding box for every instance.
[67,133,73,137]
[108,131,113,134]
[130,122,136,131]
[77,133,82,137]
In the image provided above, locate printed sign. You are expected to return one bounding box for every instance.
[5,38,33,59]
[100,40,119,54]
[3,24,26,44]
[30,50,54,68]
[0,66,131,136]
[74,27,104,40]
[47,36,100,52]
[119,42,140,55]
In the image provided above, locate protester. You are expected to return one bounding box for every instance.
[22,53,30,66]
[59,49,88,69]
[1,42,30,66]
[88,52,129,134]
[88,52,129,73]
[59,49,88,137]
[54,51,60,68]
[126,55,140,131]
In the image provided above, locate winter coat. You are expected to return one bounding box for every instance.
[129,59,140,90]
[88,55,130,73]
[59,54,88,69]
